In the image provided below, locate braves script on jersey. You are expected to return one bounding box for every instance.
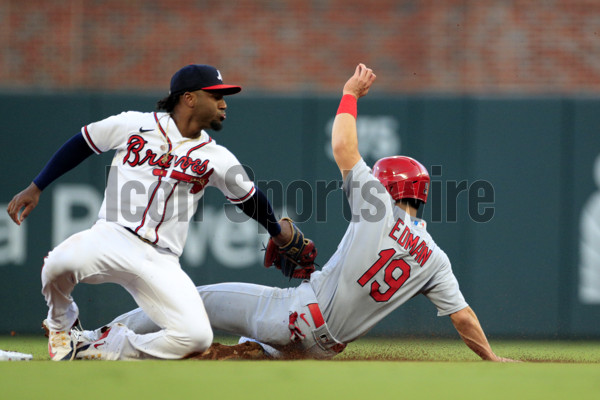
[310,159,467,343]
[82,111,255,255]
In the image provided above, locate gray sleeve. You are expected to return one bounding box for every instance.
[421,262,469,316]
[343,159,393,222]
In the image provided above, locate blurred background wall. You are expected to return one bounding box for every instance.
[1,0,599,338]
[2,0,600,94]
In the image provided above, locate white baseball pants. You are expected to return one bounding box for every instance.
[106,280,344,359]
[41,219,212,360]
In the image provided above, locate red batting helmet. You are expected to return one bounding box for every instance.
[372,156,430,203]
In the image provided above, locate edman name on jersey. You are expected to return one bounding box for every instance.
[387,217,432,267]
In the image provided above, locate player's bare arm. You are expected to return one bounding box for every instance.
[7,182,42,225]
[331,63,376,179]
[450,306,518,362]
[271,218,293,246]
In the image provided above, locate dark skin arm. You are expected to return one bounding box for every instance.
[271,218,294,247]
[7,182,42,225]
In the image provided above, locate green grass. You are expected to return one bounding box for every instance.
[1,336,599,400]
[336,337,600,363]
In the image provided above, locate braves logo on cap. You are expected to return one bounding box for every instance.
[169,64,241,96]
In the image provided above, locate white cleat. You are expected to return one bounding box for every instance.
[0,349,33,361]
[75,323,128,361]
[43,318,101,361]
[42,319,101,343]
[48,329,78,361]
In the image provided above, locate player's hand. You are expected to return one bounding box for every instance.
[493,356,522,363]
[6,183,42,225]
[342,63,376,99]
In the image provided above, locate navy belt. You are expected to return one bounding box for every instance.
[125,227,155,245]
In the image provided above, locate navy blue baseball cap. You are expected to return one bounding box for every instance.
[169,64,242,96]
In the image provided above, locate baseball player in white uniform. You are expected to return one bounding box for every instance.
[80,64,516,362]
[7,64,300,361]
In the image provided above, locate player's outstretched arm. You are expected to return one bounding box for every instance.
[331,63,376,179]
[450,306,519,362]
[7,182,42,225]
[6,132,94,225]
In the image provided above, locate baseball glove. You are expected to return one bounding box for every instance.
[264,217,317,279]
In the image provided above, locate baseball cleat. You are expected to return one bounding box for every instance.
[0,349,33,361]
[47,329,79,361]
[42,319,102,343]
[43,318,102,361]
[74,323,128,361]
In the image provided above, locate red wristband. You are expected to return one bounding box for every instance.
[336,94,357,118]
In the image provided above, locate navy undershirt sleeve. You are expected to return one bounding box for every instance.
[33,133,95,190]
[236,188,281,237]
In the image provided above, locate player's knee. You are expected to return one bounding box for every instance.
[168,323,213,356]
[188,328,213,354]
[186,319,214,352]
[42,231,98,280]
[41,251,76,283]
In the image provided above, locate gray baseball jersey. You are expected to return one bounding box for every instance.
[310,159,467,343]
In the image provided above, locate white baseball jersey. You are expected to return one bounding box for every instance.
[81,111,255,255]
[310,159,467,343]
[42,110,254,360]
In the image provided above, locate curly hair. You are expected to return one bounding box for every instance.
[156,93,180,113]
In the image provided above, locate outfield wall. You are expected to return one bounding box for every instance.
[1,93,599,338]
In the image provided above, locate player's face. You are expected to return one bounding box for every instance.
[192,90,227,132]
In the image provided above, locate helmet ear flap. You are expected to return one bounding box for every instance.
[420,181,430,198]
[385,182,396,200]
